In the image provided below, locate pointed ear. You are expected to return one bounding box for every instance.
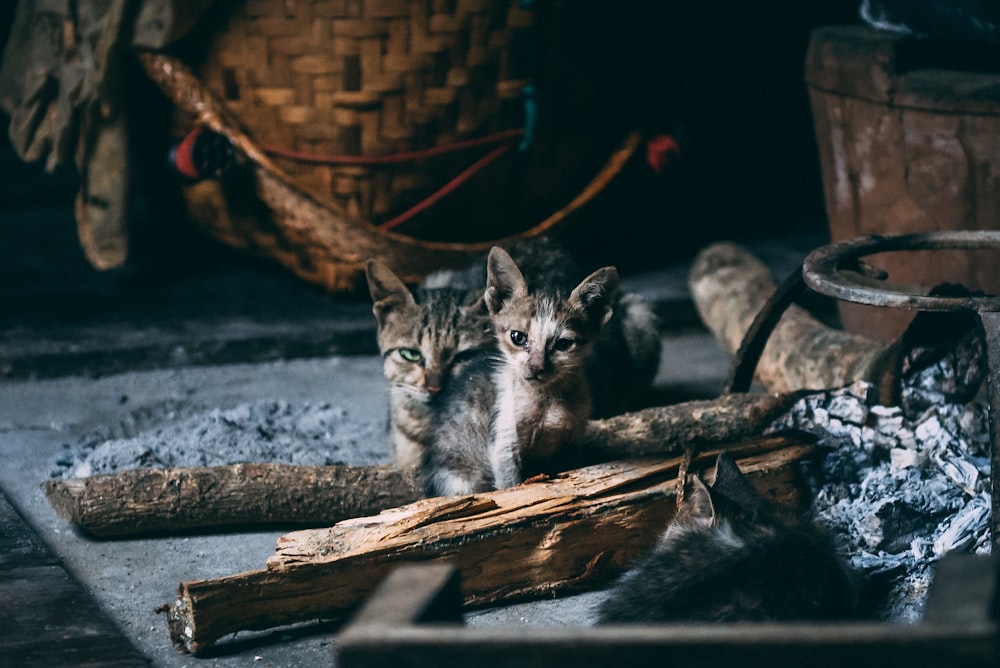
[484,246,527,315]
[570,266,619,327]
[659,475,715,545]
[711,451,763,509]
[678,475,715,525]
[365,259,416,326]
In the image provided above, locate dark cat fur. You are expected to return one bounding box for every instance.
[597,452,859,623]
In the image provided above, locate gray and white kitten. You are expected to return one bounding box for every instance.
[597,452,859,623]
[426,237,661,418]
[365,261,492,469]
[424,246,619,496]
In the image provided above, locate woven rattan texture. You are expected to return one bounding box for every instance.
[195,0,535,221]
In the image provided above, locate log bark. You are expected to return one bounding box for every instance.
[688,241,895,393]
[580,391,799,460]
[42,463,423,538]
[166,435,812,653]
[42,392,796,537]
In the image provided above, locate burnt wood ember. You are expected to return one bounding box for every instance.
[690,235,995,621]
[891,286,987,418]
[802,231,1000,553]
[770,381,992,621]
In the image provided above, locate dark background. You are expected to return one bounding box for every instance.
[0,0,860,291]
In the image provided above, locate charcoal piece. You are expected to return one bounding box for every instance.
[894,286,987,419]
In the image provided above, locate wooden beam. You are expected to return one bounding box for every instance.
[335,555,998,668]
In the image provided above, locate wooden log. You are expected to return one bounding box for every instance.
[579,391,799,460]
[167,435,812,653]
[688,241,895,393]
[42,463,423,537]
[41,392,796,537]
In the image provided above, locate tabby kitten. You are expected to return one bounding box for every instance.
[365,260,493,469]
[424,247,619,496]
[597,452,858,623]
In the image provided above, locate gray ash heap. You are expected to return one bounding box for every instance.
[53,399,388,480]
[769,310,992,622]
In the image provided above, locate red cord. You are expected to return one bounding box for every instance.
[380,143,513,231]
[261,128,524,166]
[259,128,524,231]
[173,127,204,179]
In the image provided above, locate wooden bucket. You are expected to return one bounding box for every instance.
[806,25,1000,340]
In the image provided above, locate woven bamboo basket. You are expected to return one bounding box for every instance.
[138,0,636,292]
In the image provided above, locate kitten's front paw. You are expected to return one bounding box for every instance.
[428,469,487,497]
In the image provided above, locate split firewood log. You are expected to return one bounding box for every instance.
[166,435,813,653]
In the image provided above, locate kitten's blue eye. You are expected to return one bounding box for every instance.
[510,330,528,347]
[398,348,423,363]
[553,338,575,352]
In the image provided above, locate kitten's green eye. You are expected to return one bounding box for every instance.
[510,330,528,347]
[553,338,576,352]
[398,348,423,363]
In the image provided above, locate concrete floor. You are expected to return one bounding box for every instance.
[0,332,732,667]
[0,200,820,666]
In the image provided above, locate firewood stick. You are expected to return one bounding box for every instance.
[580,391,799,460]
[42,463,423,537]
[167,435,812,654]
[688,241,894,393]
[41,392,796,537]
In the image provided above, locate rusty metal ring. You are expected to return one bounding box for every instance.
[803,231,1000,312]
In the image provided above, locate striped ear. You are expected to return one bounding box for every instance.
[365,259,416,326]
[484,246,527,315]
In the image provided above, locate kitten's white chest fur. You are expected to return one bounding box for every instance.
[490,370,587,489]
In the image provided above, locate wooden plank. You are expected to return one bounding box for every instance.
[0,492,57,570]
[0,489,149,666]
[0,565,149,666]
[348,563,463,627]
[336,557,998,668]
[337,623,997,668]
[923,553,999,626]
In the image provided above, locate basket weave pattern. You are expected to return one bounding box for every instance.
[196,0,535,221]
